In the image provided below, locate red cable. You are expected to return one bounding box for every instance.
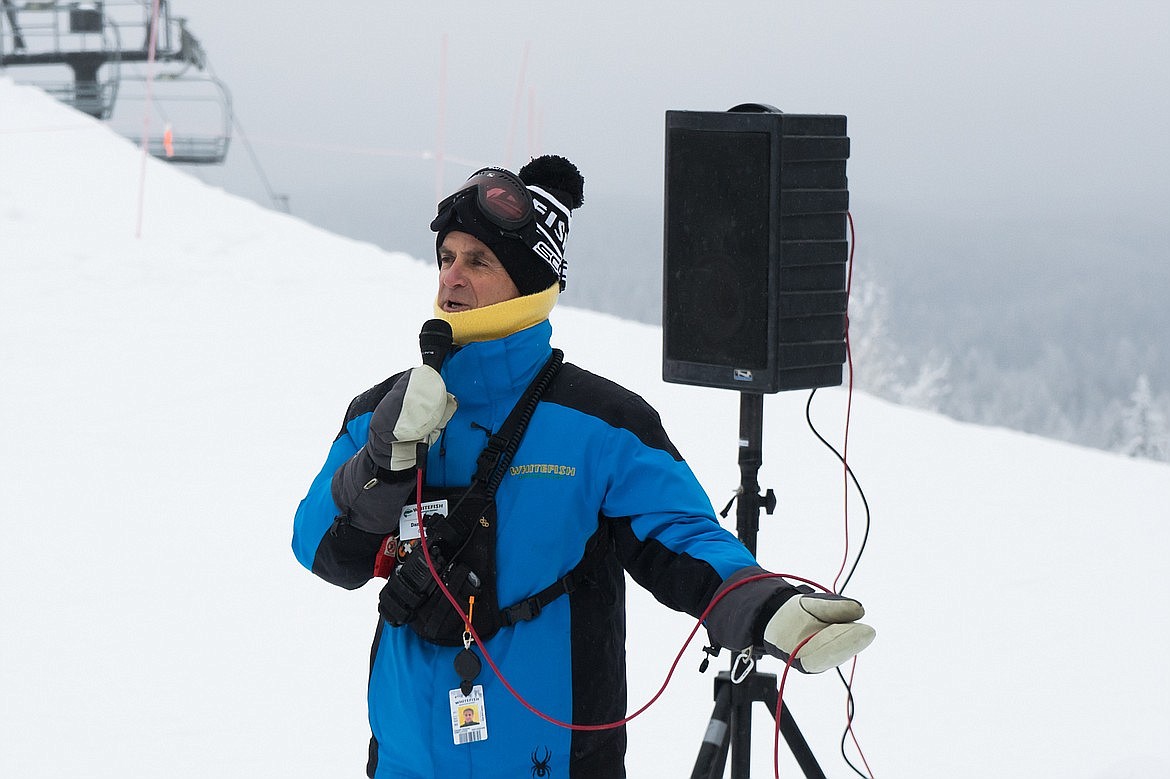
[843,657,876,777]
[832,210,875,778]
[413,467,831,732]
[773,633,816,779]
[833,210,858,595]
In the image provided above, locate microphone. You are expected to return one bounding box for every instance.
[414,319,453,475]
[419,318,453,371]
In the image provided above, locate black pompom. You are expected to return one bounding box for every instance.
[519,155,585,209]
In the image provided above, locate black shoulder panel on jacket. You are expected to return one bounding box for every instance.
[543,363,682,461]
[334,371,409,441]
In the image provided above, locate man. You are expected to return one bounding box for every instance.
[460,707,479,728]
[292,155,874,778]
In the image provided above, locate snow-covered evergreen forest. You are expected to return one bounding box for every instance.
[556,199,1170,464]
[844,213,1170,463]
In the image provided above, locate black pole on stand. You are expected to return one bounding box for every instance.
[690,393,826,779]
[734,393,769,557]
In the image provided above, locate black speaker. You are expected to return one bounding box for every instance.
[662,105,850,393]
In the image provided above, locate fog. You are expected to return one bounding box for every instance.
[152,2,1169,304]
[4,0,1168,455]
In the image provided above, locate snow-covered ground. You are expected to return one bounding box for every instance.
[3,78,1168,778]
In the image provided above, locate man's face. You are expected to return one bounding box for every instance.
[437,231,521,312]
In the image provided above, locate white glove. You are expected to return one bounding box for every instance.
[367,366,457,471]
[762,593,875,674]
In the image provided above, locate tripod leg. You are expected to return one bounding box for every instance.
[729,681,754,779]
[690,679,732,779]
[765,699,827,779]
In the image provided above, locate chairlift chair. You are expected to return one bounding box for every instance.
[0,0,232,164]
[111,70,233,164]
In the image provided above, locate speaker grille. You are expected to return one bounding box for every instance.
[664,128,771,369]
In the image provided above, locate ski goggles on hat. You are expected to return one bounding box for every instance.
[431,167,572,289]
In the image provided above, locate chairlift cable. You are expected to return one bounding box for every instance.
[204,58,288,213]
[227,110,288,213]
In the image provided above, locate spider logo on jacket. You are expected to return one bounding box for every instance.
[530,746,552,777]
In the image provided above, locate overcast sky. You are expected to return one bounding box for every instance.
[132,0,1165,246]
[9,1,1170,321]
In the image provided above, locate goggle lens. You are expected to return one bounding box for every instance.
[458,169,532,230]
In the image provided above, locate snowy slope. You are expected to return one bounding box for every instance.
[3,78,1169,778]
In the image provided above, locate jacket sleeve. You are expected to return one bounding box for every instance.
[292,373,411,589]
[291,409,384,590]
[601,394,799,648]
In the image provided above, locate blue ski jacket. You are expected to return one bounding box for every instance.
[292,320,793,778]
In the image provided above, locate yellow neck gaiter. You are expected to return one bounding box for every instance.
[434,284,559,345]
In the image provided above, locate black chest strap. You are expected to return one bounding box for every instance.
[498,519,612,627]
[379,349,565,642]
[473,349,564,497]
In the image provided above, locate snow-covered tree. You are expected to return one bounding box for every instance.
[849,277,950,411]
[1115,374,1169,461]
[898,351,951,411]
[848,280,905,397]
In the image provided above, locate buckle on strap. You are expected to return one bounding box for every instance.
[504,596,543,625]
[474,435,508,482]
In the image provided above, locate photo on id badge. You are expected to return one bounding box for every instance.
[450,685,488,744]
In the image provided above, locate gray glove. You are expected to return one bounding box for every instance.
[761,593,875,674]
[366,365,457,471]
[330,366,457,535]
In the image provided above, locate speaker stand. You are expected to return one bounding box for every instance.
[690,667,826,779]
[689,393,827,779]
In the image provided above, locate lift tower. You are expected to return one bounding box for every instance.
[1,1,232,164]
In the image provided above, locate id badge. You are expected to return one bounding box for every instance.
[450,684,488,744]
[397,498,448,559]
